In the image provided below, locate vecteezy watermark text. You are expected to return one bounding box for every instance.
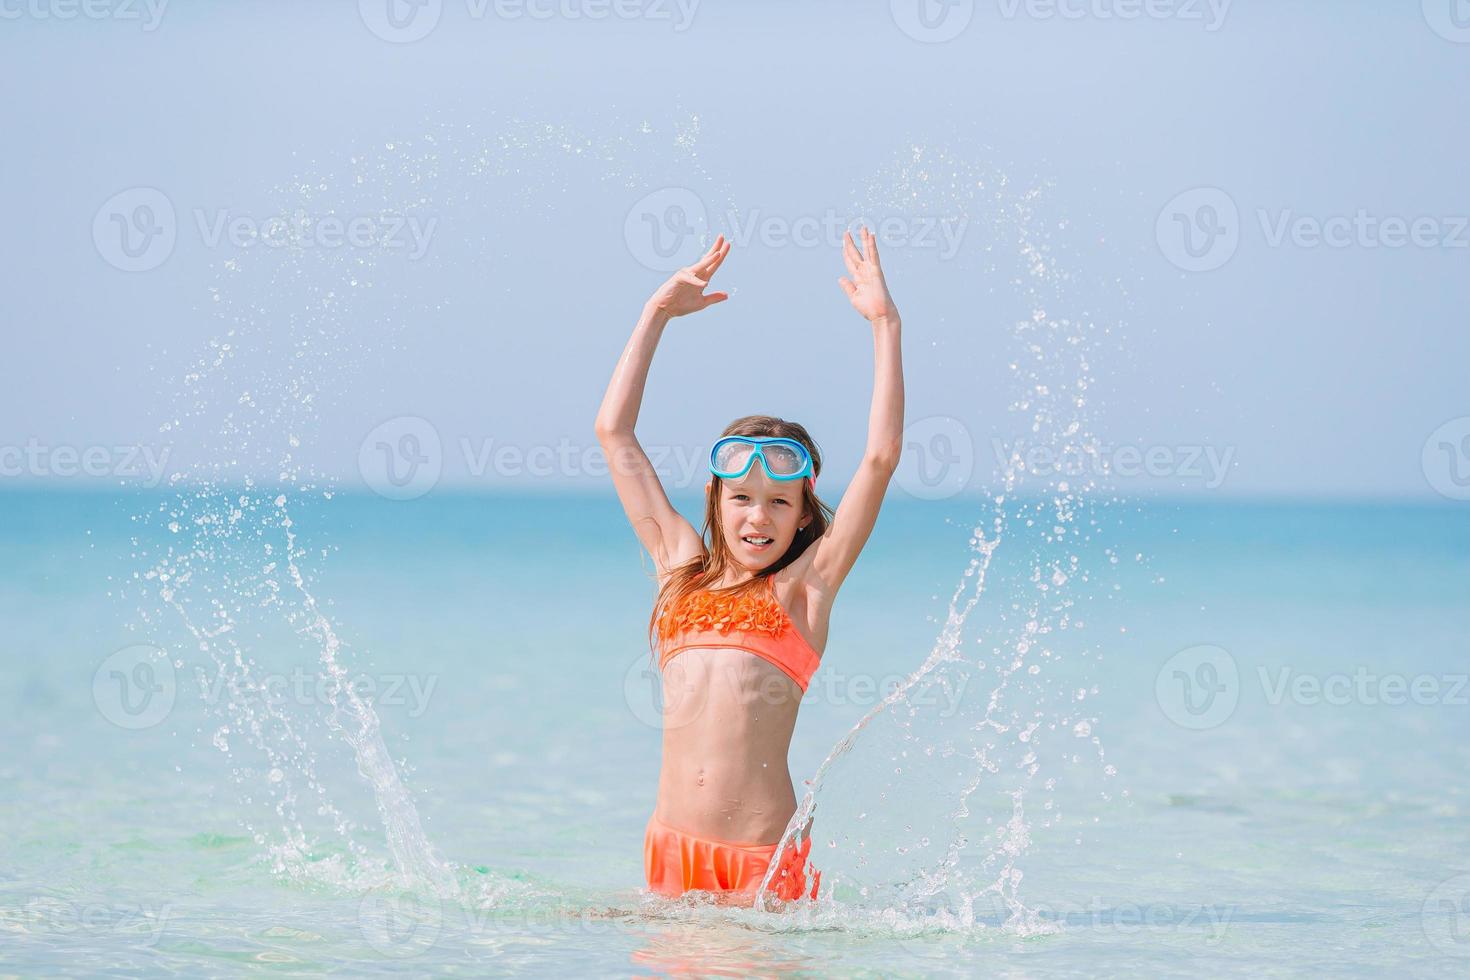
[623,187,969,272]
[93,187,437,272]
[358,417,717,499]
[0,0,168,29]
[1258,666,1468,708]
[358,0,700,44]
[995,0,1230,30]
[358,892,651,958]
[992,438,1235,489]
[1257,210,1470,251]
[93,643,438,730]
[1157,645,1470,731]
[889,0,1230,43]
[193,208,436,260]
[9,897,173,946]
[197,664,439,719]
[1157,187,1470,272]
[365,415,1142,502]
[1,439,170,485]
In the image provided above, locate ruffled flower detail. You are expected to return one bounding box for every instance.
[657,582,791,641]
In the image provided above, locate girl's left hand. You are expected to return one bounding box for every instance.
[838,227,900,324]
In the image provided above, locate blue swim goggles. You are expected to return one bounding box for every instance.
[709,436,814,483]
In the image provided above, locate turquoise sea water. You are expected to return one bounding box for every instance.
[2,488,1468,976]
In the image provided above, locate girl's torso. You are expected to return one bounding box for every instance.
[653,560,831,845]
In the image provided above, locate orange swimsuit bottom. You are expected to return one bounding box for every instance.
[645,576,822,902]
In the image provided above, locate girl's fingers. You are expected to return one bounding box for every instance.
[690,240,716,275]
[863,227,882,268]
[841,232,861,278]
[705,239,730,278]
[837,276,856,298]
[696,237,730,278]
[702,292,729,307]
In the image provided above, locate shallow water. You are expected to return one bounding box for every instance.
[2,489,1467,976]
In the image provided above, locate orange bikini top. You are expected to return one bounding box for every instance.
[656,576,822,692]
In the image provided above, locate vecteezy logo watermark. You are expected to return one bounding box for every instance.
[356,894,643,958]
[1422,417,1470,501]
[93,644,176,730]
[1158,653,1465,730]
[1156,188,1240,273]
[14,897,173,946]
[359,428,781,496]
[1159,188,1470,272]
[1423,872,1470,957]
[991,439,1235,490]
[359,0,700,43]
[0,0,169,29]
[897,894,1234,958]
[1155,644,1238,730]
[0,440,170,485]
[93,188,438,272]
[623,651,708,731]
[358,0,444,42]
[895,416,974,500]
[624,187,709,272]
[366,425,968,496]
[623,188,971,272]
[1257,210,1470,250]
[197,666,440,719]
[358,892,443,958]
[1423,0,1470,43]
[359,416,443,500]
[193,208,437,259]
[887,0,970,41]
[995,0,1231,30]
[1257,667,1468,708]
[890,0,974,43]
[724,209,969,260]
[93,188,177,273]
[470,437,715,488]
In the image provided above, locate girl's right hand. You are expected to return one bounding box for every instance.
[647,235,731,318]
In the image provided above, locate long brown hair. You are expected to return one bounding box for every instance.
[646,415,834,653]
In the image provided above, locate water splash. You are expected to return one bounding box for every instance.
[125,114,712,898]
[754,143,1125,936]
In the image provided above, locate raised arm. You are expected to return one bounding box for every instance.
[594,236,732,577]
[809,227,905,592]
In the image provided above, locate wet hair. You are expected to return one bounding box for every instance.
[646,414,834,654]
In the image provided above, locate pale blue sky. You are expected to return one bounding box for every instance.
[2,1,1467,500]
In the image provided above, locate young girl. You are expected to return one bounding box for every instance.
[595,228,904,904]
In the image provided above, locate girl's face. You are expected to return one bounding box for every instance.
[711,467,810,571]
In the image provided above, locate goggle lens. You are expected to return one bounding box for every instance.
[711,438,811,480]
[759,443,804,476]
[713,441,756,474]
